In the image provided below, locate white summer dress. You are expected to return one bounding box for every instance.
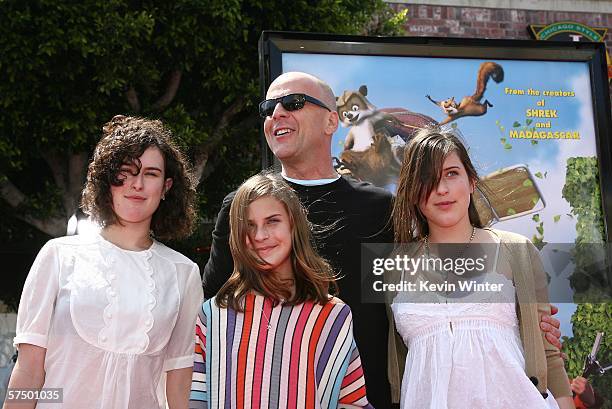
[390,241,560,409]
[14,233,203,409]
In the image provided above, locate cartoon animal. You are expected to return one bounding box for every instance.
[336,85,437,188]
[426,62,504,125]
[337,85,423,153]
[340,132,401,188]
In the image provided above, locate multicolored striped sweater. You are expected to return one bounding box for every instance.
[190,293,373,409]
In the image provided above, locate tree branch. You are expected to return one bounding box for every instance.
[18,214,66,237]
[193,96,247,183]
[40,151,87,218]
[151,70,182,112]
[193,152,208,184]
[0,178,26,208]
[41,151,67,196]
[126,86,141,113]
[199,151,221,182]
[0,178,65,236]
[67,152,88,214]
[198,113,260,181]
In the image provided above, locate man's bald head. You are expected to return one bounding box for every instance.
[266,72,336,111]
[263,71,339,179]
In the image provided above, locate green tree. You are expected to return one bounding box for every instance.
[0,0,407,239]
[562,156,611,407]
[562,156,608,298]
[563,303,612,408]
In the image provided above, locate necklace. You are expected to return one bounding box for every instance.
[261,310,272,331]
[424,226,477,301]
[424,225,476,258]
[259,298,285,331]
[260,302,272,331]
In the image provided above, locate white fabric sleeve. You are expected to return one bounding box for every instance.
[163,263,204,372]
[14,241,60,349]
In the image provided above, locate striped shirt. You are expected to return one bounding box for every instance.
[190,293,373,409]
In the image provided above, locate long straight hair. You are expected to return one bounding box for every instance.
[392,128,485,243]
[216,172,338,311]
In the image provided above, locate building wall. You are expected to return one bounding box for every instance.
[389,2,611,53]
[388,2,611,98]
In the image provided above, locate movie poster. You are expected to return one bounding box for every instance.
[281,53,607,317]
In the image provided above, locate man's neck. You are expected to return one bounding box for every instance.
[281,163,337,180]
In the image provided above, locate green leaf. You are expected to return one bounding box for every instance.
[531,140,538,145]
[504,143,512,150]
[526,119,533,125]
[513,121,521,127]
[536,224,544,235]
[532,214,540,223]
[507,208,516,216]
[535,171,543,179]
[553,215,561,223]
[522,179,533,187]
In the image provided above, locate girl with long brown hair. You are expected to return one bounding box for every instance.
[388,128,574,409]
[189,171,373,408]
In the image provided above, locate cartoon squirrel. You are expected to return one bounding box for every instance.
[336,85,435,154]
[426,62,504,125]
[336,85,402,152]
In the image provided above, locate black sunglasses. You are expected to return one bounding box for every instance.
[258,93,331,118]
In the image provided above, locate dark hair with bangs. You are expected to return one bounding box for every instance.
[392,127,485,243]
[81,115,197,240]
[216,171,338,311]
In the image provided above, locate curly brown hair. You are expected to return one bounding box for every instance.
[81,115,197,240]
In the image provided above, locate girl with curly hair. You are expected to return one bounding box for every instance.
[7,115,202,409]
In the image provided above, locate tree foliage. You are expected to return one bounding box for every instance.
[563,303,612,408]
[562,157,608,298]
[0,0,407,240]
[562,156,611,406]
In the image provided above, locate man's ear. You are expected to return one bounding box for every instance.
[325,111,339,135]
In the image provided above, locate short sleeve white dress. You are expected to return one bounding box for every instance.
[14,233,203,409]
[391,241,560,409]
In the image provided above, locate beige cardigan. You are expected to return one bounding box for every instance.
[386,228,572,403]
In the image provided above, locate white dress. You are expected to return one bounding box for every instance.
[14,234,204,409]
[391,242,560,409]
